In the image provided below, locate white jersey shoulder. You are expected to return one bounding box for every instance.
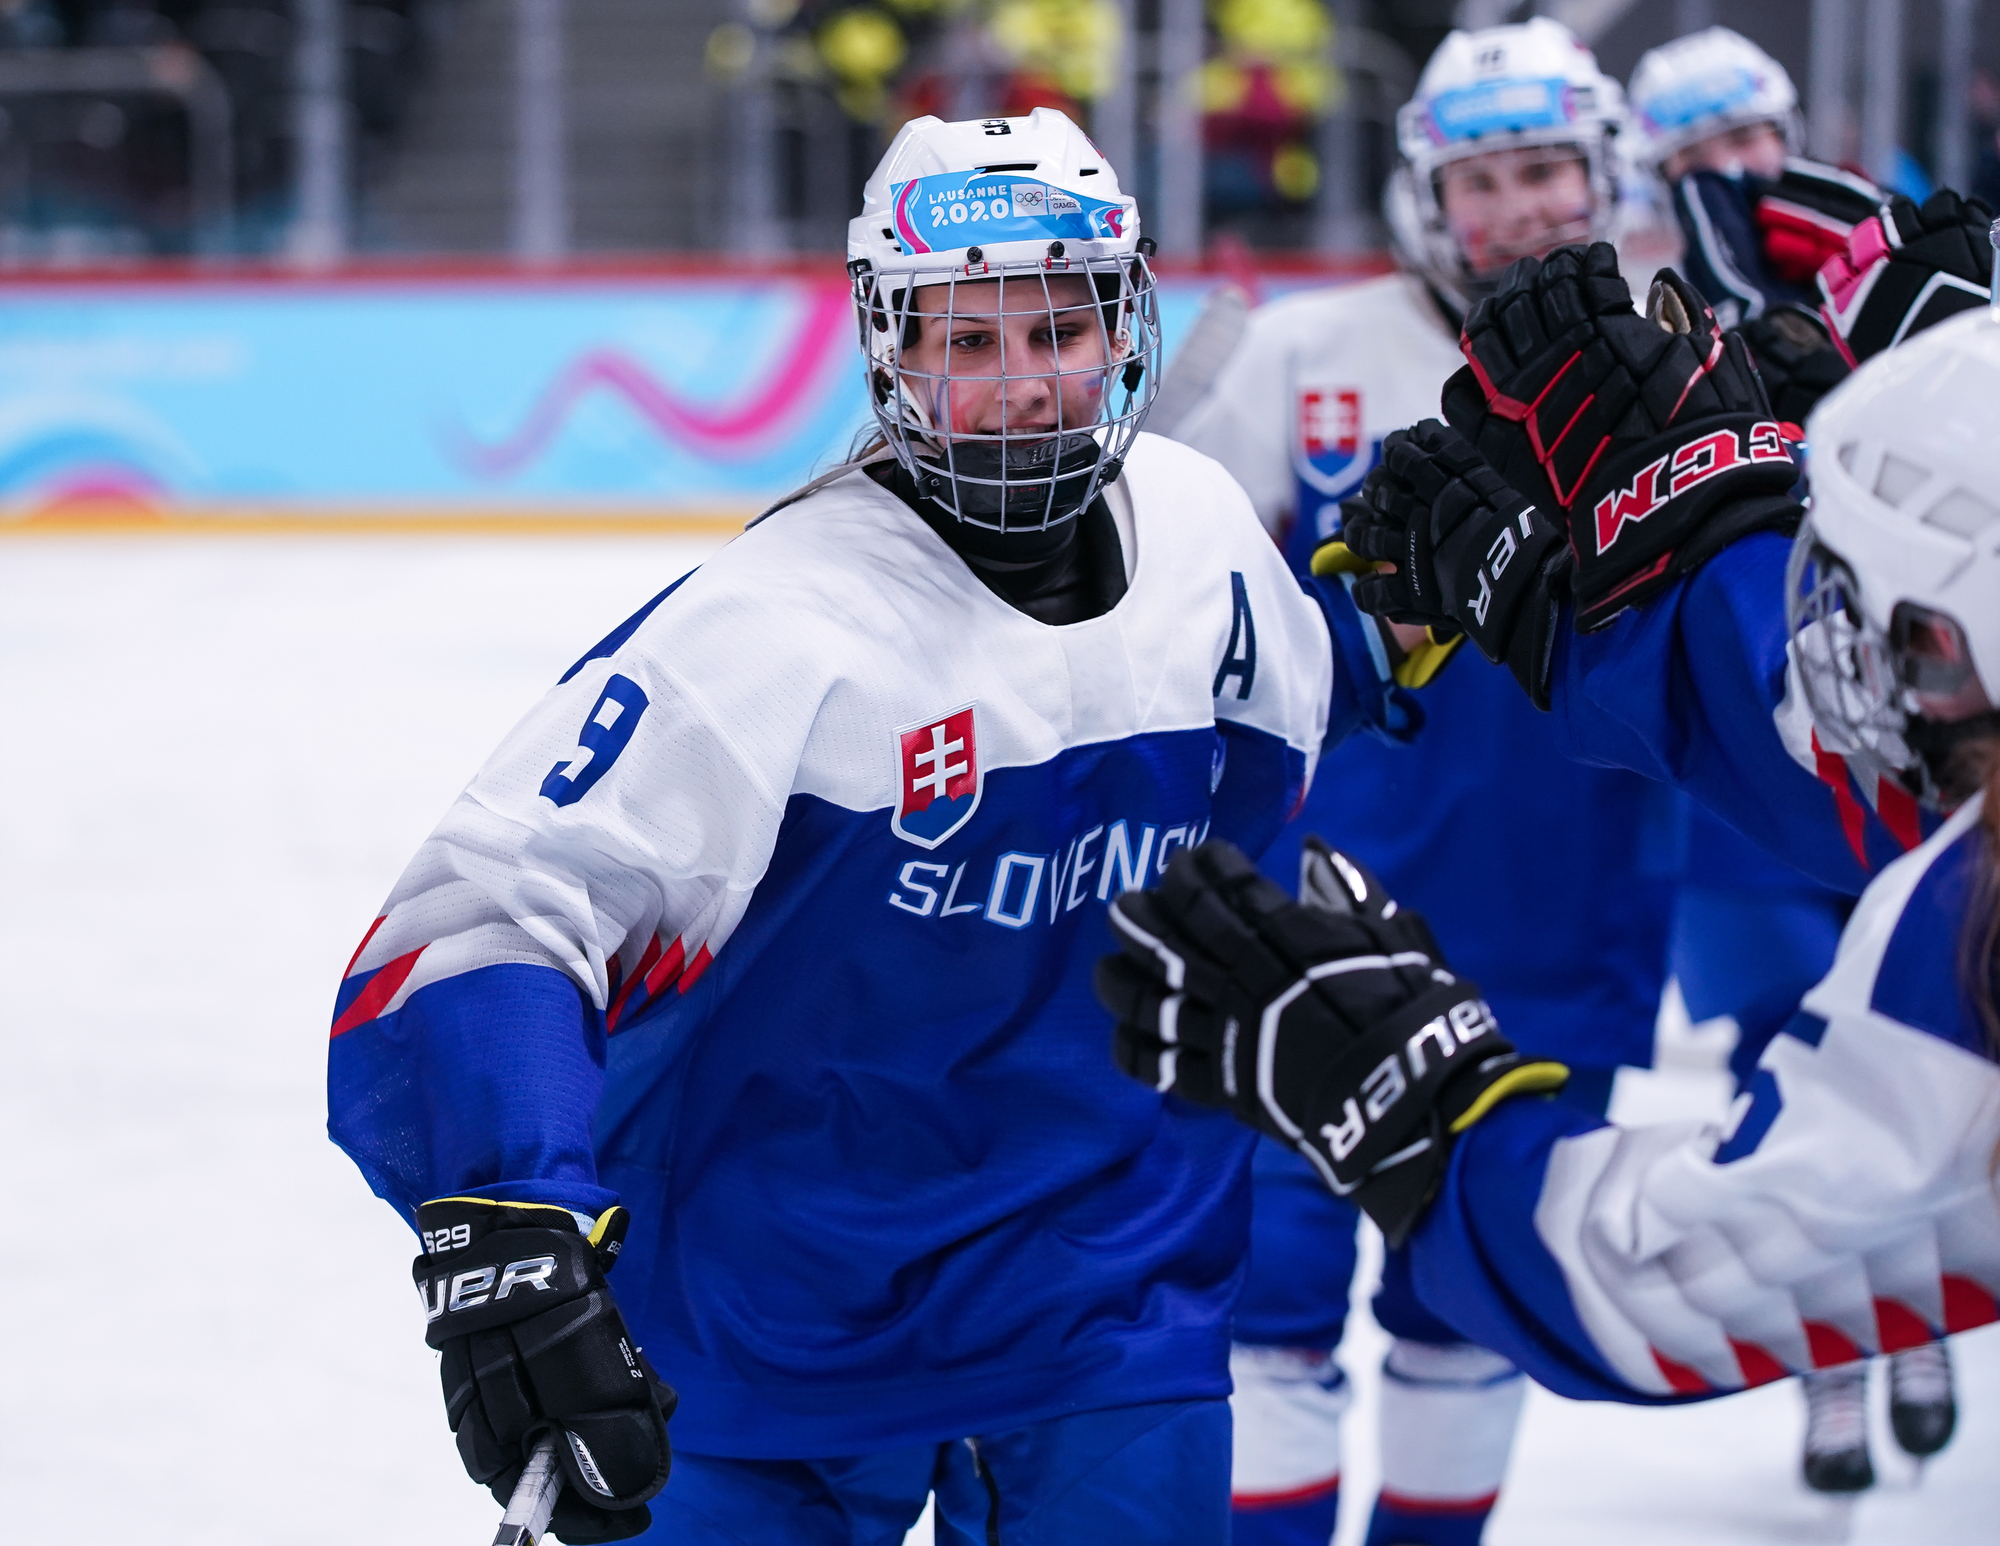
[1533,794,2000,1395]
[1170,271,1462,536]
[347,432,1331,1019]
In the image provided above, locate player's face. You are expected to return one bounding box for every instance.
[1437,146,1593,277]
[1662,120,1788,183]
[902,275,1119,440]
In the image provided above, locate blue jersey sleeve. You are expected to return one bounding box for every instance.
[1302,571,1424,750]
[1545,531,1929,894]
[1406,1099,1674,1403]
[328,961,620,1228]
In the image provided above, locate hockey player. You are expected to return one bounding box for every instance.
[1628,24,1960,1491]
[1095,278,2000,1422]
[328,109,1421,1545]
[1159,22,1670,1545]
[1626,26,1877,425]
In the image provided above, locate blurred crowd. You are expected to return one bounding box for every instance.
[0,0,1998,262]
[0,0,437,257]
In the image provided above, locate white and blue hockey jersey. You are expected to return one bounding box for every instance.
[1403,535,1993,1400]
[327,432,1401,1457]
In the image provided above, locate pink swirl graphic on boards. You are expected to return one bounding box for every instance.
[450,285,853,479]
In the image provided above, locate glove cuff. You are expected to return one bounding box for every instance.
[1570,414,1799,630]
[414,1198,631,1350]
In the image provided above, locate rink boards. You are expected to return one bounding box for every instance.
[0,259,1383,532]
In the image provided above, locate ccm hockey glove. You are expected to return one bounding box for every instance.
[1339,420,1568,709]
[1818,190,1995,366]
[1442,243,1802,630]
[415,1198,676,1544]
[1094,838,1567,1247]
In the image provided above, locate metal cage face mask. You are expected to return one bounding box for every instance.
[852,255,1161,533]
[1784,520,1927,798]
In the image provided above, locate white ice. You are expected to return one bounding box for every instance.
[1,535,1993,1545]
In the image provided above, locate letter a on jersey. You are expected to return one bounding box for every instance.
[892,704,982,849]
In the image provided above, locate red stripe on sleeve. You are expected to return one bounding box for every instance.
[1941,1276,1999,1334]
[1804,1321,1865,1368]
[1651,1349,1712,1394]
[329,946,425,1038]
[342,916,386,980]
[678,943,714,993]
[1730,1340,1789,1387]
[645,935,688,996]
[607,936,664,1032]
[1810,734,1870,867]
[1873,777,1924,852]
[1873,1297,1935,1352]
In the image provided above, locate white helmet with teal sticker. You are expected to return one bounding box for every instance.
[847,108,1161,533]
[1386,18,1626,315]
[1628,26,1801,175]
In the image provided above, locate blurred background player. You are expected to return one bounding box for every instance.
[1154,21,1675,1546]
[1629,24,1963,1494]
[1626,25,1876,425]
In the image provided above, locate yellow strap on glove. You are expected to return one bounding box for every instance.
[1311,540,1466,688]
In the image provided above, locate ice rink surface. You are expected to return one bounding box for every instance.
[3,533,1995,1545]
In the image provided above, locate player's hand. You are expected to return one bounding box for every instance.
[1734,306,1849,427]
[1818,189,1995,366]
[1441,244,1803,630]
[414,1198,676,1544]
[1093,837,1567,1247]
[1337,420,1568,709]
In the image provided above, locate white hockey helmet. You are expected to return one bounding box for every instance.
[1627,27,1802,175]
[1787,308,2000,808]
[1387,18,1626,315]
[846,108,1160,533]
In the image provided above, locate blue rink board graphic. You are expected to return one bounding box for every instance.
[0,270,1328,517]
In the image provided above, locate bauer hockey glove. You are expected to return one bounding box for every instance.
[415,1198,676,1544]
[1818,189,1996,367]
[1094,837,1567,1247]
[1441,243,1802,630]
[1337,420,1568,710]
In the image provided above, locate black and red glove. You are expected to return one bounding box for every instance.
[1754,159,1884,287]
[1440,243,1803,630]
[415,1197,676,1544]
[1818,189,1995,366]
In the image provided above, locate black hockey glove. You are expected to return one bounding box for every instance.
[415,1198,676,1544]
[1441,244,1802,631]
[1753,159,1884,288]
[1818,190,1995,366]
[1338,421,1567,710]
[1734,305,1850,427]
[1094,837,1568,1247]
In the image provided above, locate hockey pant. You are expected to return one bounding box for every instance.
[638,1398,1229,1545]
[1231,1142,1526,1546]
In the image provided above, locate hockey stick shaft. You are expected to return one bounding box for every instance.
[492,1433,563,1546]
